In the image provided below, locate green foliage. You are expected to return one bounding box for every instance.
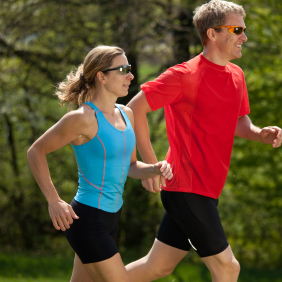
[0,0,282,271]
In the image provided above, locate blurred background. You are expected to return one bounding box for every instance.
[0,0,282,281]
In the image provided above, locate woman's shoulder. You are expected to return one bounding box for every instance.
[63,104,97,127]
[117,104,134,127]
[116,104,133,118]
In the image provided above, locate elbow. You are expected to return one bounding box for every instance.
[27,145,36,163]
[128,161,139,179]
[27,144,44,163]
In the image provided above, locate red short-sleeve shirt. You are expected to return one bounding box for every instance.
[141,54,250,198]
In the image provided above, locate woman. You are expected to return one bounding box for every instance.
[27,45,173,282]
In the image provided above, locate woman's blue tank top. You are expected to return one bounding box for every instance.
[71,101,135,213]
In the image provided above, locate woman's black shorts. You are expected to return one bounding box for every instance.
[65,199,121,264]
[156,190,229,257]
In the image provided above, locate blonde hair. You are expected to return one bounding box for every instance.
[56,45,124,108]
[193,0,246,45]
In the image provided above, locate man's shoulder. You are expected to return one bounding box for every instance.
[227,62,244,74]
[168,55,203,75]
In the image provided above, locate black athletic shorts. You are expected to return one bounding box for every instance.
[65,199,121,264]
[156,190,229,257]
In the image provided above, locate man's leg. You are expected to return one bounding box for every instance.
[201,245,240,282]
[126,211,190,282]
[161,191,240,282]
[126,240,240,282]
[126,191,241,282]
[126,238,188,282]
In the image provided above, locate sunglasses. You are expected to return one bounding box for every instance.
[213,25,246,35]
[103,65,131,75]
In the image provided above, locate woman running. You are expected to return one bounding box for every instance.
[27,45,173,282]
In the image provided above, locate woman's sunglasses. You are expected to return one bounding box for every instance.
[213,25,246,35]
[103,65,131,75]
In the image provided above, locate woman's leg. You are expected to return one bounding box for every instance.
[71,252,131,282]
[66,201,128,281]
[84,253,130,282]
[70,254,93,282]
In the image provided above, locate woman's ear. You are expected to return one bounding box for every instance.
[96,71,107,84]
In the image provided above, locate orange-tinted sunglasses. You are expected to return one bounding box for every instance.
[213,25,246,35]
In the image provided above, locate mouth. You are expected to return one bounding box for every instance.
[124,84,130,89]
[235,44,242,49]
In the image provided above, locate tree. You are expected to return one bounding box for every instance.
[0,0,200,253]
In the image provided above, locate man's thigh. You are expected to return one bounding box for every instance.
[159,190,229,258]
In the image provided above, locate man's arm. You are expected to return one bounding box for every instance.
[127,91,164,192]
[235,115,282,148]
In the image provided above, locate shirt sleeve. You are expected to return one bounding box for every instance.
[239,73,250,116]
[141,67,184,111]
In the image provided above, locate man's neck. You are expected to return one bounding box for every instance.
[202,47,229,66]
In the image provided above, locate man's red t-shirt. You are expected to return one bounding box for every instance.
[141,54,250,198]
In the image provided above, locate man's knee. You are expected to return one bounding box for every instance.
[230,258,240,276]
[145,256,176,279]
[150,263,175,279]
[220,256,240,277]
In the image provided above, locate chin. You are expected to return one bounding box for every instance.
[230,54,242,61]
[119,91,129,98]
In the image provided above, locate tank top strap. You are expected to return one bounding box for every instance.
[83,101,100,113]
[115,104,131,126]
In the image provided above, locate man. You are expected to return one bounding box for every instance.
[126,0,282,281]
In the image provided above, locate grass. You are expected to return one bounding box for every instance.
[1,253,282,282]
[0,253,73,282]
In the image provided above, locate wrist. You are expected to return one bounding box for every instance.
[47,194,61,205]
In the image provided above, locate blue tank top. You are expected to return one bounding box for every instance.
[71,101,135,213]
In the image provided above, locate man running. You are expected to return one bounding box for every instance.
[126,0,282,281]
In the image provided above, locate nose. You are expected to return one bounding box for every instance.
[241,31,247,42]
[128,72,134,80]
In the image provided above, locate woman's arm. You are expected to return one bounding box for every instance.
[127,160,173,185]
[27,107,97,231]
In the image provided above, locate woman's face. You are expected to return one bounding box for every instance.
[102,54,134,98]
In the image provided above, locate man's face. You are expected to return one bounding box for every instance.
[215,13,247,62]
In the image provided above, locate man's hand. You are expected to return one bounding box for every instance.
[154,161,173,181]
[48,199,79,231]
[259,126,282,148]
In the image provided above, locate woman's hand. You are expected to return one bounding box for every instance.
[48,199,79,231]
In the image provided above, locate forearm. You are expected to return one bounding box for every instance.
[235,115,261,141]
[27,147,60,204]
[128,161,158,179]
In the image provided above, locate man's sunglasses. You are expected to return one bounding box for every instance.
[103,65,131,75]
[213,25,246,35]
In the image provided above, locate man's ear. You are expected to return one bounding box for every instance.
[207,28,217,42]
[96,71,107,84]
